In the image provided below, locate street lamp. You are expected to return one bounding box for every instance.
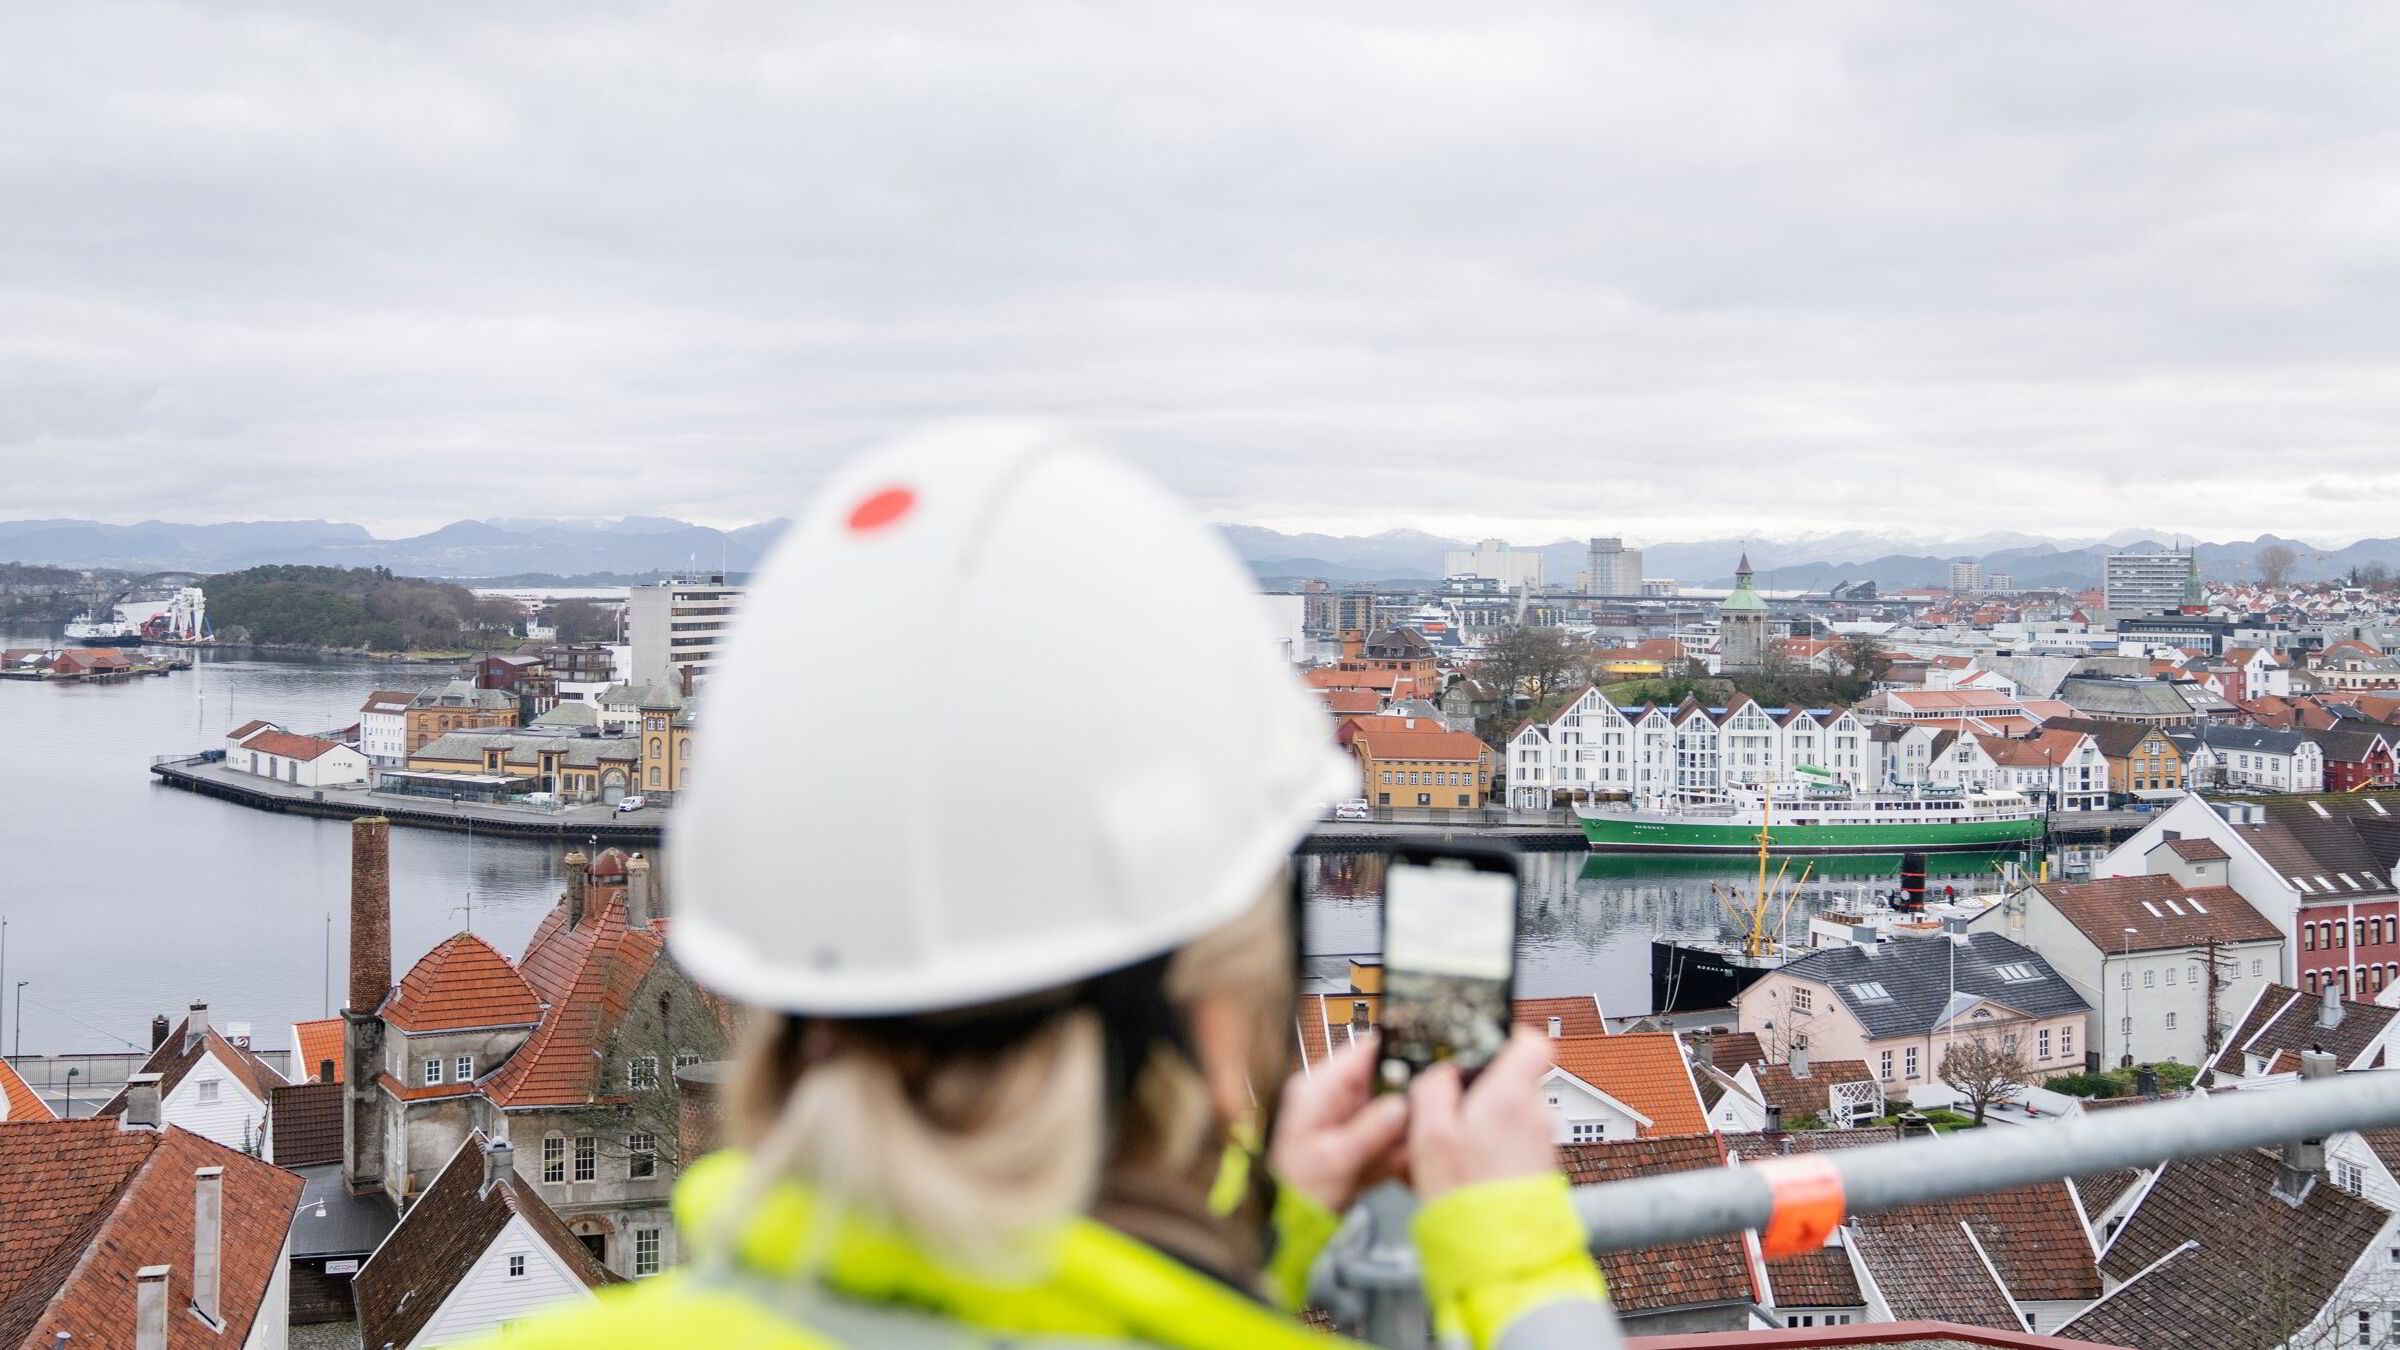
[11,981,22,1060]
[2121,927,2139,1069]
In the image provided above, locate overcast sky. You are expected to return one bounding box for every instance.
[10,4,2400,546]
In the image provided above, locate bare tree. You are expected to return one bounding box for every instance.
[2257,544,2300,588]
[1478,625,1580,704]
[1939,1033,2032,1125]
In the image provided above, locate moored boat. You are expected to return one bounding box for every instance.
[1577,771,2041,854]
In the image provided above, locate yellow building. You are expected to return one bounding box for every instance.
[1352,726,1496,810]
[399,684,695,804]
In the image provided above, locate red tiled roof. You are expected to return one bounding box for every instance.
[1319,689,1382,715]
[1750,1060,1876,1121]
[382,933,543,1033]
[1548,1033,1709,1137]
[269,1081,343,1167]
[359,689,416,714]
[2026,875,2280,953]
[0,1123,303,1348]
[240,729,348,762]
[290,1017,344,1084]
[2158,836,2229,862]
[1514,996,1608,1040]
[0,1059,53,1123]
[1350,728,1492,764]
[485,896,668,1108]
[1559,1134,1759,1315]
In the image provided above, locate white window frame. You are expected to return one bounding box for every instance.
[542,1136,566,1185]
[423,1057,444,1086]
[574,1134,598,1182]
[634,1227,662,1277]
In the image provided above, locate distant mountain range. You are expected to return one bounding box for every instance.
[0,517,790,580]
[3,515,2393,589]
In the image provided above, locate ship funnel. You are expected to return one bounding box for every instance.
[1899,852,1928,912]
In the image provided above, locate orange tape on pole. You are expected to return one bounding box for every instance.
[1753,1155,1847,1257]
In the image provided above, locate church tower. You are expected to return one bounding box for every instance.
[1718,554,1770,673]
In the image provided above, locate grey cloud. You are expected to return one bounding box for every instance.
[5,2,2400,540]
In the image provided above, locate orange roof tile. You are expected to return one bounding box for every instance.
[1350,728,1491,764]
[1513,997,1608,1039]
[240,729,349,762]
[0,1059,52,1123]
[1547,1033,1708,1137]
[0,1123,303,1348]
[290,1017,345,1084]
[382,933,543,1033]
[485,896,669,1108]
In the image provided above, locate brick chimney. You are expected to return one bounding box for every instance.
[675,1061,729,1160]
[348,817,391,1015]
[134,1267,168,1350]
[626,854,654,930]
[563,849,590,920]
[192,1166,223,1326]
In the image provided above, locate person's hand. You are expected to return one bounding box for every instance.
[1268,1033,1409,1214]
[1407,1029,1558,1204]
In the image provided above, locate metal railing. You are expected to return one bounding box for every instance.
[1321,1052,2393,1348]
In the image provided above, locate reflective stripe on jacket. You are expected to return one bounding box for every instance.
[472,1151,1604,1350]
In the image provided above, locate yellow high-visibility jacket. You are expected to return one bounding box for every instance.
[477,1151,1605,1349]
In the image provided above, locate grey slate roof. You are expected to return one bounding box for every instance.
[411,679,516,710]
[2171,724,2315,756]
[1776,933,2091,1040]
[412,730,639,767]
[528,700,600,728]
[2058,676,2198,718]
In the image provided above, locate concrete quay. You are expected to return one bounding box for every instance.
[149,756,664,844]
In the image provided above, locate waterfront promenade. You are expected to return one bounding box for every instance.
[150,755,664,843]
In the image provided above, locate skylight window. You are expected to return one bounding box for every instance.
[1848,982,1892,1002]
[2187,898,2209,913]
[2370,799,2389,817]
[2293,877,2316,893]
[2345,875,2366,892]
[1992,962,2040,982]
[2141,901,2163,917]
[2311,801,2333,819]
[2164,899,2186,916]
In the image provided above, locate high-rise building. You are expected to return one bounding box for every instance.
[1584,537,1643,594]
[2104,551,2199,615]
[1949,561,1983,595]
[1443,538,1543,590]
[626,575,744,685]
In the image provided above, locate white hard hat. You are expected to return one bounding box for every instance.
[669,425,1355,1017]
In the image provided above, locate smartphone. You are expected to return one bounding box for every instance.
[1376,840,1521,1090]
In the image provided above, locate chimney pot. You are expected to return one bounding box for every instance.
[1691,1034,1715,1069]
[122,1073,162,1131]
[2320,979,2346,1030]
[483,1138,515,1193]
[1546,1016,1563,1038]
[1765,1104,1785,1131]
[192,1166,223,1326]
[1349,1000,1371,1034]
[184,1002,208,1053]
[134,1266,169,1350]
[148,1015,168,1051]
[627,854,654,930]
[348,818,392,1015]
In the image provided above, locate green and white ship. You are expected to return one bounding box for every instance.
[1576,770,2042,854]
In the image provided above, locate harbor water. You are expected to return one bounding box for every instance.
[3,629,2060,1056]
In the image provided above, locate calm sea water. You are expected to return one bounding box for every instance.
[0,632,562,1056]
[1,627,2038,1054]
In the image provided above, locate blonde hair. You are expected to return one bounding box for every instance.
[731,877,1294,1276]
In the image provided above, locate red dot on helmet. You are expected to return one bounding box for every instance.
[847,487,915,533]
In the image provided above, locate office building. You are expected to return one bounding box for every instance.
[2105,551,2200,615]
[626,575,744,685]
[1443,539,1544,590]
[1584,537,1643,594]
[1949,561,1983,594]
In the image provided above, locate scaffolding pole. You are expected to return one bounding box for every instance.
[1571,1053,2373,1254]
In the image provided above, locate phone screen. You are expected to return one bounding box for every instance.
[1378,854,1518,1089]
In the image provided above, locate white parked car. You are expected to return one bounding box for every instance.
[616,795,648,813]
[1332,799,1373,821]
